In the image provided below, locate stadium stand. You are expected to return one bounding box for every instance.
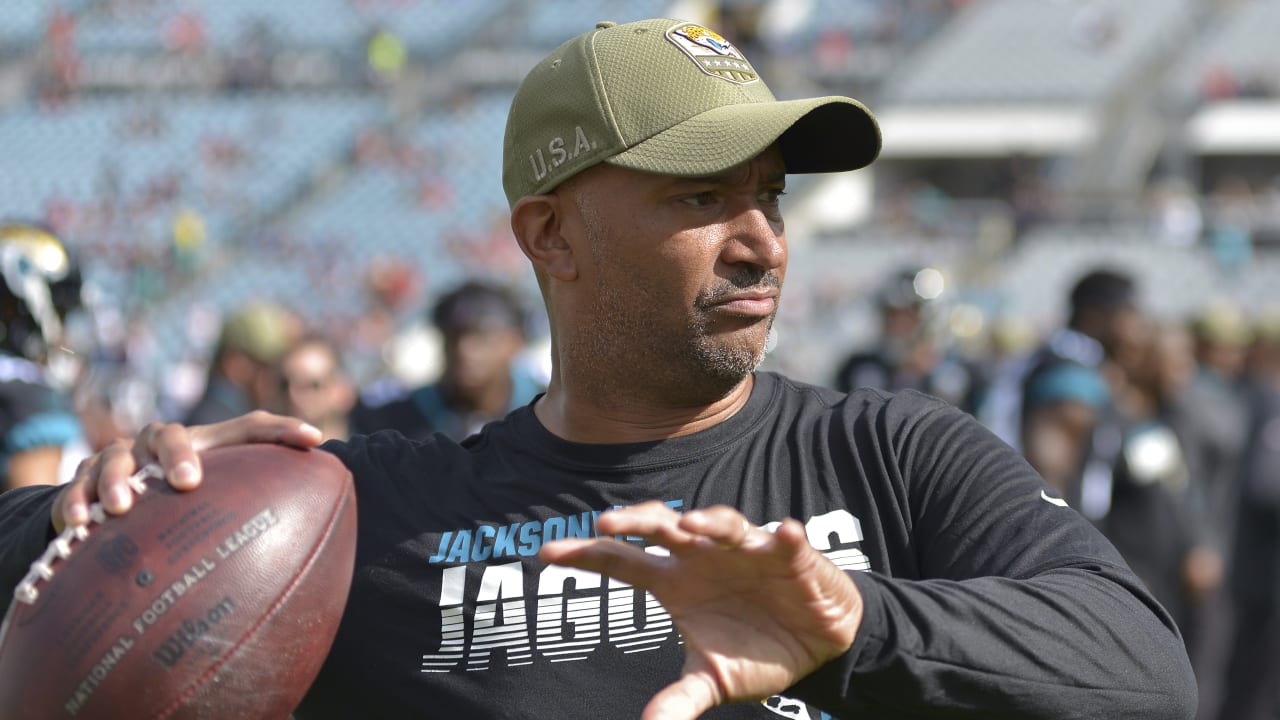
[70,0,511,54]
[884,0,1197,105]
[0,0,1275,401]
[1175,0,1280,102]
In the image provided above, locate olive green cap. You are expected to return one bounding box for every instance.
[1193,300,1253,348]
[502,18,881,207]
[220,302,295,364]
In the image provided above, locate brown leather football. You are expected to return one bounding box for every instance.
[0,444,358,720]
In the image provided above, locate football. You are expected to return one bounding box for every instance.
[0,444,358,720]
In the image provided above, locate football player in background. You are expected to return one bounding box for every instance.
[0,221,89,490]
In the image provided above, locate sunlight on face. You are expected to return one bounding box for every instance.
[566,148,787,403]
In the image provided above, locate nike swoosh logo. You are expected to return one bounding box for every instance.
[1040,490,1069,507]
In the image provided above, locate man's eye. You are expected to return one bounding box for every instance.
[681,191,716,207]
[761,188,787,204]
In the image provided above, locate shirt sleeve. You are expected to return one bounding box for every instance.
[0,485,61,616]
[787,394,1197,719]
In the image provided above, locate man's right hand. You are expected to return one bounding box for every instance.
[53,411,323,533]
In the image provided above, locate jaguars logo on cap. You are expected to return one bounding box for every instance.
[665,23,758,84]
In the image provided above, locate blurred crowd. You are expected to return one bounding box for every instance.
[835,265,1280,720]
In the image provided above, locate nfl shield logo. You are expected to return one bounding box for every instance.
[665,23,759,84]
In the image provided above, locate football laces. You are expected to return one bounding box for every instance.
[12,464,162,605]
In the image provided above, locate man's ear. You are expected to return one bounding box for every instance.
[510,194,577,282]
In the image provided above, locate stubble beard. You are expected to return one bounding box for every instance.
[579,282,774,406]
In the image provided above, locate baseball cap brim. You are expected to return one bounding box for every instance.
[603,95,881,178]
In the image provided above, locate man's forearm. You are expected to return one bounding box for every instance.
[789,566,1196,719]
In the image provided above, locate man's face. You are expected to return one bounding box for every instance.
[442,324,525,395]
[1151,325,1195,397]
[1100,304,1143,358]
[280,343,347,424]
[561,146,788,401]
[1109,308,1151,377]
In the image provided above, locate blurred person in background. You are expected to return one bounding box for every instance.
[1016,268,1140,516]
[352,280,543,442]
[833,267,985,414]
[183,301,298,425]
[279,332,357,442]
[0,222,90,490]
[1171,302,1254,720]
[1220,310,1280,720]
[1101,321,1213,654]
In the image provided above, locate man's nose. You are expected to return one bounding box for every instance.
[721,203,785,271]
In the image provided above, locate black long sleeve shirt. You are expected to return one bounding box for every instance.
[0,373,1195,718]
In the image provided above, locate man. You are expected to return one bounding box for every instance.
[351,280,542,441]
[1178,301,1252,559]
[0,221,90,489]
[983,269,1139,517]
[1,19,1193,719]
[1169,303,1252,720]
[182,301,298,425]
[279,332,357,442]
[1100,320,1204,636]
[833,267,985,414]
[1220,311,1280,720]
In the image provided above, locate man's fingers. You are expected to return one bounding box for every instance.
[679,506,756,550]
[610,504,765,555]
[641,673,720,720]
[770,517,812,555]
[136,411,324,491]
[54,440,138,531]
[137,422,201,491]
[53,471,92,533]
[539,537,665,589]
[52,412,323,534]
[594,502,702,551]
[190,411,323,453]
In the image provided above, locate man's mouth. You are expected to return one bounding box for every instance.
[709,291,778,317]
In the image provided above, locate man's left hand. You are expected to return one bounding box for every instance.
[540,502,863,720]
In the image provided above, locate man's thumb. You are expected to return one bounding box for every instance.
[641,672,721,720]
